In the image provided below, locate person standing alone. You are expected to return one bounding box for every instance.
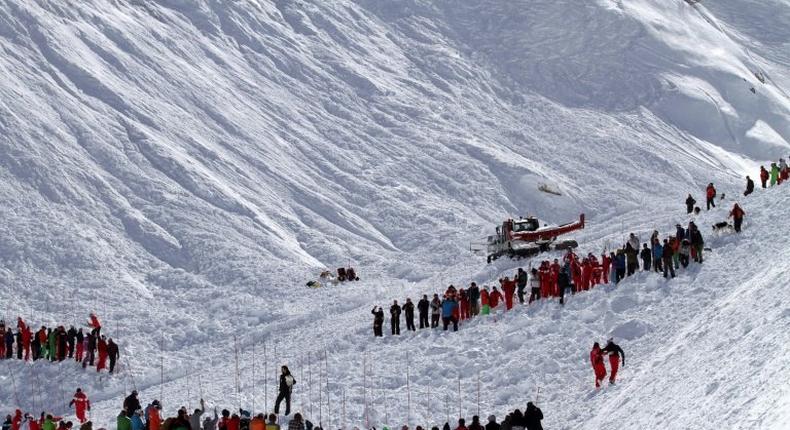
[274,365,296,416]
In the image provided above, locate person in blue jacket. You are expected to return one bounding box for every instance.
[613,251,626,284]
[652,239,664,273]
[441,296,459,332]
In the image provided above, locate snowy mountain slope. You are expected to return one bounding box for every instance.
[0,0,789,428]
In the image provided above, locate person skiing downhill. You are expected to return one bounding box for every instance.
[274,365,296,416]
[590,343,607,388]
[603,339,625,385]
[69,389,90,424]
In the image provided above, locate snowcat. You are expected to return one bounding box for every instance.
[486,214,585,262]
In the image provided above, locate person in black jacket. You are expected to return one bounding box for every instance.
[685,194,696,214]
[371,307,384,337]
[484,416,499,430]
[516,268,528,304]
[403,299,416,332]
[390,301,401,335]
[124,391,141,417]
[602,339,626,384]
[417,295,430,329]
[689,222,705,263]
[524,402,543,430]
[558,265,571,305]
[640,243,652,271]
[66,326,77,358]
[274,365,296,416]
[107,339,120,373]
[744,176,754,196]
[468,283,480,316]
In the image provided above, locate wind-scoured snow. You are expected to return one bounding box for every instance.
[0,0,788,429]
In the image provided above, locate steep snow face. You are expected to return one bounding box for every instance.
[0,0,788,428]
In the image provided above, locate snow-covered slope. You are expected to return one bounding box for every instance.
[1,0,788,429]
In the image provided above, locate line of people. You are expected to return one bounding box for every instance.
[0,314,120,373]
[372,218,709,337]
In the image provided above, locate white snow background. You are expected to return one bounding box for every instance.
[0,0,789,429]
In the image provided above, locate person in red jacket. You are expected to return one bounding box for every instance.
[590,343,607,389]
[489,287,502,311]
[480,288,491,315]
[96,336,108,372]
[501,277,516,310]
[571,258,582,292]
[88,313,101,337]
[706,183,717,210]
[21,327,31,361]
[11,410,22,430]
[538,262,551,298]
[590,255,602,287]
[603,339,625,385]
[580,258,592,291]
[69,388,90,423]
[458,289,470,321]
[729,203,746,232]
[760,166,769,188]
[601,253,611,284]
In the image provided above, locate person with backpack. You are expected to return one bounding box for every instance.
[389,301,401,335]
[744,176,754,196]
[417,295,430,329]
[685,194,696,214]
[403,298,416,331]
[430,294,441,327]
[370,307,384,337]
[760,166,769,188]
[523,403,543,430]
[729,203,746,233]
[602,339,626,385]
[639,243,651,271]
[706,183,717,210]
[274,365,296,416]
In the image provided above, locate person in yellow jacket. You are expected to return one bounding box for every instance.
[265,415,279,430]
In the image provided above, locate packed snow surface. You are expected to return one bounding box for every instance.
[1,0,789,429]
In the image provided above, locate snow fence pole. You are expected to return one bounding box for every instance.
[160,335,165,406]
[198,371,204,401]
[458,375,462,419]
[363,352,369,429]
[252,341,256,417]
[477,371,480,417]
[325,348,331,430]
[445,391,449,425]
[342,388,347,430]
[235,335,242,412]
[309,352,313,421]
[407,351,411,429]
[535,386,541,406]
[8,361,21,407]
[264,342,268,414]
[319,353,323,427]
[187,367,191,411]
